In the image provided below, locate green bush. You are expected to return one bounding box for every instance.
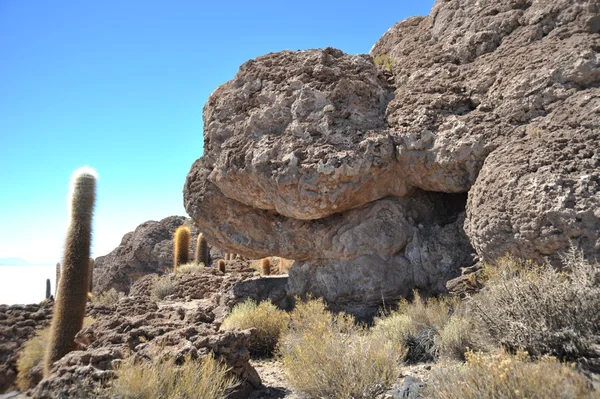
[221,299,289,357]
[279,298,403,399]
[426,350,596,399]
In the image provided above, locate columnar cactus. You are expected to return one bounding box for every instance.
[173,225,191,273]
[44,167,96,376]
[260,258,271,276]
[45,279,51,300]
[217,259,226,273]
[194,233,209,267]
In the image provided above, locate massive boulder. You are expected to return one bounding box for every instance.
[93,216,228,294]
[184,0,600,317]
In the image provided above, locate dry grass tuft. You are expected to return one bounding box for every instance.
[426,350,596,399]
[91,288,123,306]
[151,276,177,301]
[177,262,205,274]
[16,327,50,390]
[279,298,403,399]
[471,249,600,366]
[221,299,289,357]
[110,353,238,399]
[17,317,95,390]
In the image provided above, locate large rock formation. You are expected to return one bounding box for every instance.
[184,0,600,317]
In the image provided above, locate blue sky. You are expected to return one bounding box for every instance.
[0,1,435,264]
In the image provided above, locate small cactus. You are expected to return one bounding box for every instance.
[45,279,51,300]
[173,225,191,274]
[260,258,271,276]
[194,233,209,267]
[217,259,226,273]
[44,167,97,376]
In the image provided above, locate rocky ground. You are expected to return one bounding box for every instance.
[0,257,468,399]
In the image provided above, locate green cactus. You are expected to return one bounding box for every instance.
[173,225,191,273]
[45,279,51,300]
[44,167,96,376]
[260,258,271,276]
[194,233,209,267]
[217,259,226,273]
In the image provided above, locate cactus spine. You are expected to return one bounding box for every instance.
[260,258,271,276]
[173,225,191,273]
[194,233,209,267]
[44,167,96,376]
[217,259,226,273]
[45,279,51,299]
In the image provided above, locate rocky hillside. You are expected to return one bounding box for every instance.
[184,0,600,317]
[93,216,229,294]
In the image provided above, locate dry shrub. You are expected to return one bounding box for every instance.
[471,250,600,367]
[177,262,204,274]
[151,276,176,300]
[92,288,123,306]
[221,299,289,357]
[16,317,95,390]
[110,353,237,399]
[279,298,403,399]
[372,293,478,362]
[426,350,596,399]
[16,327,50,390]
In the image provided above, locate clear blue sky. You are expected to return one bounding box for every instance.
[0,1,435,264]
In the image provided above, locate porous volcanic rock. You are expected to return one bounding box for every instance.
[94,216,229,294]
[34,294,261,398]
[184,0,600,317]
[372,0,600,262]
[0,301,53,394]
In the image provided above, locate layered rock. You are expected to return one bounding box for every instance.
[184,0,600,317]
[94,216,228,294]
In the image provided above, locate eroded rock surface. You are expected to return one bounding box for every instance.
[184,0,599,317]
[33,268,264,398]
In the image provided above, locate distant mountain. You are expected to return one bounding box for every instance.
[0,257,32,266]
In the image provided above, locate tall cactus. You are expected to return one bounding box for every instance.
[45,279,51,300]
[173,225,191,273]
[194,233,209,267]
[44,167,96,377]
